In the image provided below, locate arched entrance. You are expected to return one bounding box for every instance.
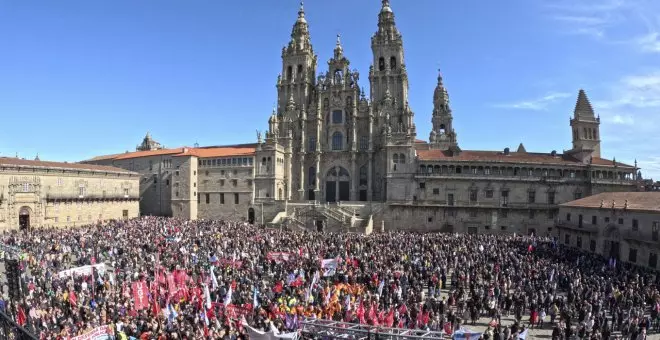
[248,208,255,224]
[18,206,31,230]
[325,166,350,202]
[603,225,621,260]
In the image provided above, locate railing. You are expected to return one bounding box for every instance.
[555,220,599,233]
[0,309,38,339]
[45,194,140,201]
[300,318,445,340]
[415,172,590,182]
[393,200,557,209]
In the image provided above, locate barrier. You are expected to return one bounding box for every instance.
[299,318,447,340]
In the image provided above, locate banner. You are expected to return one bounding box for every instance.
[58,264,111,279]
[71,325,115,340]
[218,258,243,268]
[267,252,294,264]
[321,259,338,277]
[132,281,149,310]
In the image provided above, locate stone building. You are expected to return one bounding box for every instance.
[83,142,257,222]
[84,0,639,233]
[556,192,660,270]
[0,157,139,230]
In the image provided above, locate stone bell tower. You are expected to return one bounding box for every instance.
[429,70,459,151]
[567,89,601,162]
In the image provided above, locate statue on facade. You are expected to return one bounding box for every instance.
[256,130,262,144]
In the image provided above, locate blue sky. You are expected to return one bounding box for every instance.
[1,0,659,178]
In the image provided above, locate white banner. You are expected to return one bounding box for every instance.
[321,259,338,277]
[58,264,111,279]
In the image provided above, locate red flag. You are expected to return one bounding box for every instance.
[16,306,26,326]
[398,304,407,315]
[368,304,377,325]
[385,308,395,328]
[167,273,177,297]
[444,322,453,335]
[357,300,366,324]
[69,290,77,306]
[132,281,149,310]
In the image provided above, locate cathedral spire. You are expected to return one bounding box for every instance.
[574,89,595,119]
[286,1,312,53]
[433,69,449,110]
[334,33,344,59]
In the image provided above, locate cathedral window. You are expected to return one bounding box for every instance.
[583,128,587,139]
[287,66,293,80]
[399,153,406,164]
[334,70,343,84]
[309,137,317,152]
[308,167,316,186]
[23,183,29,192]
[297,64,303,78]
[378,57,385,71]
[332,110,343,124]
[332,132,343,150]
[390,57,397,70]
[393,154,399,164]
[359,136,368,150]
[359,166,368,186]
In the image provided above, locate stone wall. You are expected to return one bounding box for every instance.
[171,155,198,220]
[0,168,139,230]
[197,162,254,221]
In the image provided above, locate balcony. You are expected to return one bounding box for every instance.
[622,229,660,244]
[393,199,558,210]
[45,193,140,202]
[415,172,588,183]
[555,220,599,233]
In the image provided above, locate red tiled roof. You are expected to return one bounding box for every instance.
[416,149,633,168]
[177,145,256,158]
[560,192,660,213]
[0,157,137,174]
[112,148,187,160]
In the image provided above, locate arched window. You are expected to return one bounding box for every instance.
[308,137,317,152]
[297,64,303,77]
[393,153,399,164]
[420,165,427,173]
[378,57,385,71]
[287,66,292,80]
[588,129,592,139]
[278,188,283,200]
[308,167,316,186]
[583,128,587,139]
[439,124,446,134]
[390,56,397,70]
[332,110,343,124]
[332,132,343,150]
[334,70,343,84]
[359,166,368,186]
[399,153,406,164]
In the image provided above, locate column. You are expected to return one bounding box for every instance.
[335,166,339,202]
[367,109,374,201]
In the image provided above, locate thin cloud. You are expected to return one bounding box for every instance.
[595,72,660,109]
[608,115,635,125]
[493,92,572,111]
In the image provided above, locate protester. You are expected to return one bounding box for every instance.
[0,216,658,340]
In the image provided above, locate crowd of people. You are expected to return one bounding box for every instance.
[0,216,658,340]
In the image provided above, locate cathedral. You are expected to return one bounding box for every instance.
[86,0,639,235]
[255,0,419,203]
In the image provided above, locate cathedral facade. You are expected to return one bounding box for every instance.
[85,0,640,235]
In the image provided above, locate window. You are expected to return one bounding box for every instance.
[220,179,225,186]
[547,192,555,205]
[175,171,179,176]
[359,166,367,186]
[175,191,179,197]
[469,210,477,218]
[628,248,637,263]
[220,193,225,204]
[447,193,455,206]
[309,167,317,186]
[232,180,238,187]
[632,219,639,231]
[198,194,200,204]
[564,234,570,244]
[650,253,658,268]
[166,180,170,186]
[390,56,397,70]
[67,216,71,222]
[653,222,659,241]
[427,217,433,223]
[605,217,610,223]
[205,194,210,204]
[247,180,252,187]
[378,57,385,71]
[332,110,343,124]
[618,218,623,225]
[419,182,426,189]
[500,190,509,206]
[592,216,597,225]
[547,210,555,220]
[574,192,582,200]
[23,183,29,192]
[469,189,477,202]
[433,188,440,195]
[486,190,493,198]
[78,185,86,197]
[154,177,158,184]
[528,191,536,203]
[590,240,596,252]
[471,168,477,174]
[578,214,583,227]
[529,210,535,219]
[332,132,343,150]
[566,213,571,221]
[576,236,582,248]
[309,137,317,152]
[359,136,368,151]
[234,193,239,204]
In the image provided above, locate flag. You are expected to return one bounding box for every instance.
[204,284,212,310]
[306,271,319,302]
[167,303,178,326]
[357,300,366,324]
[344,295,351,311]
[253,286,259,307]
[69,290,78,306]
[224,286,233,306]
[518,329,528,339]
[210,267,218,290]
[321,259,338,277]
[132,281,149,310]
[443,322,453,335]
[16,306,26,326]
[377,280,384,296]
